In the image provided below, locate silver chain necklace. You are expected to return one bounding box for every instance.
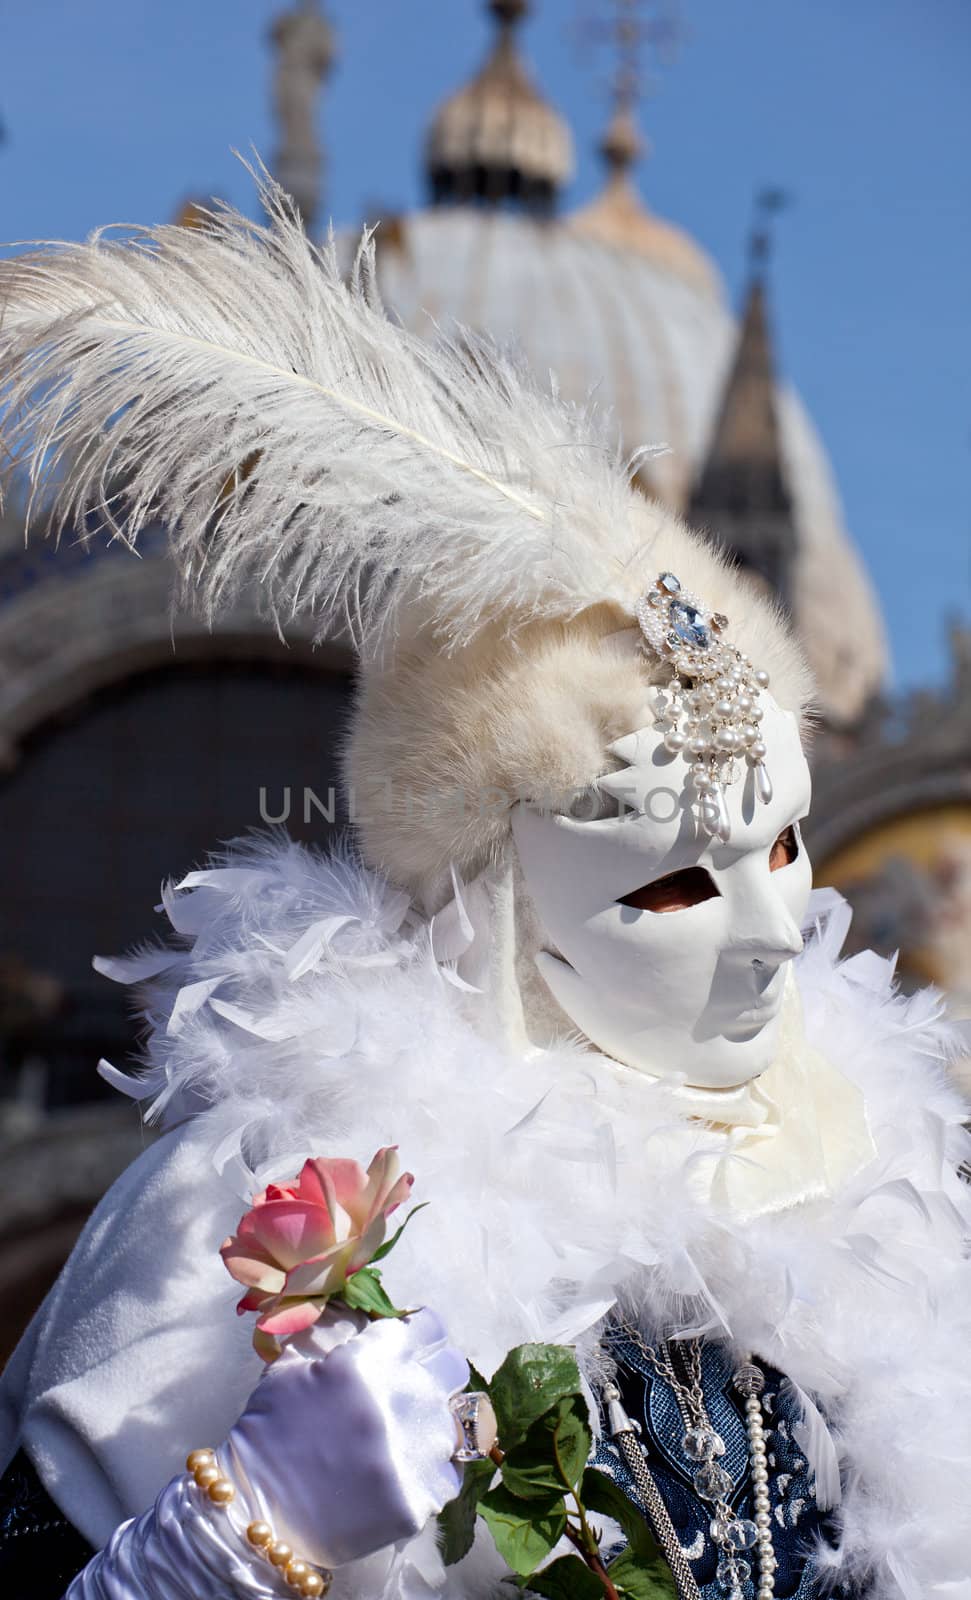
[611,1326,776,1600]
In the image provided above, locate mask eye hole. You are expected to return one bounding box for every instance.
[618,866,721,914]
[770,824,799,871]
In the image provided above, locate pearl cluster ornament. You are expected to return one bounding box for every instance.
[635,572,773,843]
[185,1448,331,1596]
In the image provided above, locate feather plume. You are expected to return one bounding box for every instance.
[0,172,657,653]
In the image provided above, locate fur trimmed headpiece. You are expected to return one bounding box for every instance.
[0,175,811,898]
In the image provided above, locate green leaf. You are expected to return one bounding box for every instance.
[487,1344,582,1453]
[478,1485,566,1578]
[522,1555,606,1600]
[607,1550,680,1600]
[581,1471,663,1564]
[502,1396,592,1500]
[437,1458,494,1567]
[370,1202,430,1263]
[581,1471,678,1600]
[340,1265,407,1318]
[467,1361,490,1394]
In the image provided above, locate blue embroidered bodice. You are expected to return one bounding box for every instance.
[593,1331,849,1599]
[0,1448,94,1599]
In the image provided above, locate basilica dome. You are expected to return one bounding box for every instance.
[362,6,887,725]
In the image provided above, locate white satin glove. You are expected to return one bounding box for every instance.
[65,1308,469,1600]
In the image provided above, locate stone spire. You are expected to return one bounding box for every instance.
[268,0,335,230]
[689,192,798,607]
[425,0,574,215]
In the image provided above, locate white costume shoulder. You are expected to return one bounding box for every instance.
[3,836,969,1597]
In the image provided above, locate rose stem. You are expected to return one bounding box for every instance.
[564,1523,620,1600]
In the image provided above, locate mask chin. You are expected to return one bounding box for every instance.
[532,945,789,1088]
[509,699,813,1087]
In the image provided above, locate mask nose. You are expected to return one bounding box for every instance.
[725,884,805,969]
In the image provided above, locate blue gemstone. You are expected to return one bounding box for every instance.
[669,600,711,649]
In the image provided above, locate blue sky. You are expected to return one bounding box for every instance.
[1,0,968,694]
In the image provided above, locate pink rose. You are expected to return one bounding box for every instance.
[221,1147,414,1360]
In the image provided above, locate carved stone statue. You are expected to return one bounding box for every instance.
[269,3,335,229]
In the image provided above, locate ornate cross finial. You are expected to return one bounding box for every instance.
[749,187,790,272]
[580,1,684,172]
[268,1,336,232]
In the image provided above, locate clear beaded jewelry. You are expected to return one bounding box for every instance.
[618,1331,776,1600]
[185,1448,332,1597]
[635,572,773,843]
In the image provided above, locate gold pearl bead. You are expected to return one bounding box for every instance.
[206,1478,236,1505]
[285,1559,310,1586]
[300,1575,327,1598]
[193,1464,221,1491]
[246,1522,274,1549]
[185,1449,215,1474]
[268,1541,293,1568]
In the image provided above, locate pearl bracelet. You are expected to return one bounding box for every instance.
[185,1449,333,1597]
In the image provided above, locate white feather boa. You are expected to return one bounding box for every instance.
[6,835,971,1599]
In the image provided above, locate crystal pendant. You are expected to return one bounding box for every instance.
[711,782,732,842]
[723,1518,758,1551]
[683,1426,725,1462]
[658,572,681,593]
[717,1557,751,1590]
[693,1462,733,1500]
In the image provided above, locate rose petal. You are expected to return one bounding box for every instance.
[220,1237,287,1294]
[253,1326,282,1364]
[236,1288,271,1316]
[242,1199,337,1268]
[257,1299,324,1337]
[298,1157,369,1222]
[360,1147,400,1223]
[346,1213,388,1275]
[284,1243,355,1299]
[382,1172,415,1217]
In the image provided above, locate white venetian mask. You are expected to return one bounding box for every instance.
[510,697,813,1090]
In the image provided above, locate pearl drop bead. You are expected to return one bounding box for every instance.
[664,730,686,753]
[207,1478,236,1505]
[247,1523,274,1549]
[301,1577,327,1599]
[286,1560,311,1587]
[740,724,757,744]
[714,698,733,718]
[269,1542,294,1568]
[749,739,767,761]
[736,694,753,714]
[193,1464,220,1491]
[715,728,739,751]
[186,1449,215,1474]
[715,676,732,694]
[688,735,709,756]
[755,669,770,688]
[751,704,764,721]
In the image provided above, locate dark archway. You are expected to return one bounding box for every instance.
[0,657,353,1111]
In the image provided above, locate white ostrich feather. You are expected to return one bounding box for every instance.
[0,173,658,653]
